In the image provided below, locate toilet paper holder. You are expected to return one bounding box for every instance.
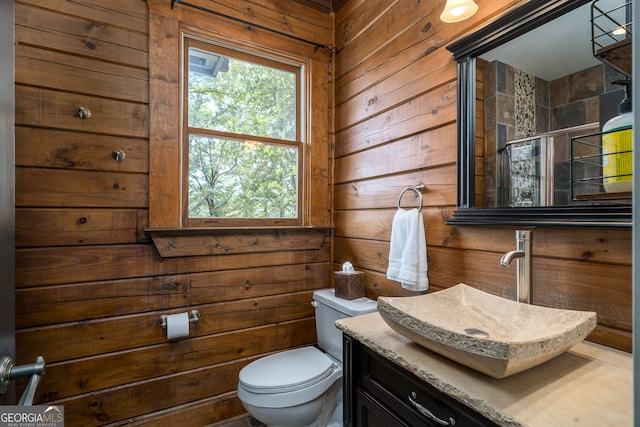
[157,310,201,328]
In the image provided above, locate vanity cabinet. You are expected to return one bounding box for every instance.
[343,335,500,427]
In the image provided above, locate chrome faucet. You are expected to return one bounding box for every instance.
[500,230,532,304]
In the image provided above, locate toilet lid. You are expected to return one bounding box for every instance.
[239,347,335,394]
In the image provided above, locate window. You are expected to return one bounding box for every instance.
[183,38,303,227]
[148,7,331,233]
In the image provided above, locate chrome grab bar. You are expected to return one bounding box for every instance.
[0,355,46,406]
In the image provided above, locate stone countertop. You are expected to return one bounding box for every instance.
[337,312,632,427]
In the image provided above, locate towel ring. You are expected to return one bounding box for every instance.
[397,184,424,212]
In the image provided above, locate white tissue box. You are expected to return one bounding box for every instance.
[334,271,365,300]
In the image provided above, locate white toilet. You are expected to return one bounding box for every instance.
[237,288,378,427]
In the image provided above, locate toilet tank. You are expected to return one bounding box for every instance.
[312,289,378,362]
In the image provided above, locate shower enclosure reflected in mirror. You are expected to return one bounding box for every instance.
[446,0,632,227]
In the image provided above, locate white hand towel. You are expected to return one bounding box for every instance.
[386,208,429,291]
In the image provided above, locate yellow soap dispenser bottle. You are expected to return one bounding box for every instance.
[602,79,633,193]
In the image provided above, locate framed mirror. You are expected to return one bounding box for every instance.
[446,0,632,227]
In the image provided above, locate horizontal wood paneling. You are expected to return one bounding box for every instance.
[14,1,333,425]
[16,274,190,328]
[15,1,149,68]
[334,0,523,103]
[17,291,315,363]
[18,0,149,32]
[15,127,149,173]
[16,208,140,247]
[190,263,330,303]
[176,0,332,45]
[335,82,457,156]
[336,49,457,132]
[335,208,632,264]
[335,0,438,79]
[16,244,330,287]
[15,86,148,138]
[334,0,632,354]
[333,0,394,49]
[335,124,457,183]
[335,208,453,242]
[334,166,457,210]
[31,319,315,401]
[16,45,149,103]
[16,168,149,208]
[17,263,328,328]
[119,392,244,427]
[56,359,248,426]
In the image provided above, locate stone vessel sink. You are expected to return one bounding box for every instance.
[377,283,597,379]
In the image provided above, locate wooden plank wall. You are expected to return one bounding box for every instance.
[333,0,632,352]
[14,0,332,425]
[12,0,634,424]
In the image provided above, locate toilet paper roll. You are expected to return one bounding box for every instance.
[166,312,190,339]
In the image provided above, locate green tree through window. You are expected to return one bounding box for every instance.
[185,41,301,224]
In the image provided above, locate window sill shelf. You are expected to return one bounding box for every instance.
[146,226,333,258]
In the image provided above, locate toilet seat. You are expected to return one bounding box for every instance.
[238,347,342,408]
[240,347,335,393]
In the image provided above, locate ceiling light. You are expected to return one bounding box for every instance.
[612,26,627,36]
[440,0,478,23]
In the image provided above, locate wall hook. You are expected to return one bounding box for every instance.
[75,106,92,119]
[112,149,126,163]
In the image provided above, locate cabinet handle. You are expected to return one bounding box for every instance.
[408,392,455,425]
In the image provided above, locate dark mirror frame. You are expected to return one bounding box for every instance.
[446,0,632,228]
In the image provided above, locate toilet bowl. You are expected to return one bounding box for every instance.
[237,289,377,427]
[238,347,342,427]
